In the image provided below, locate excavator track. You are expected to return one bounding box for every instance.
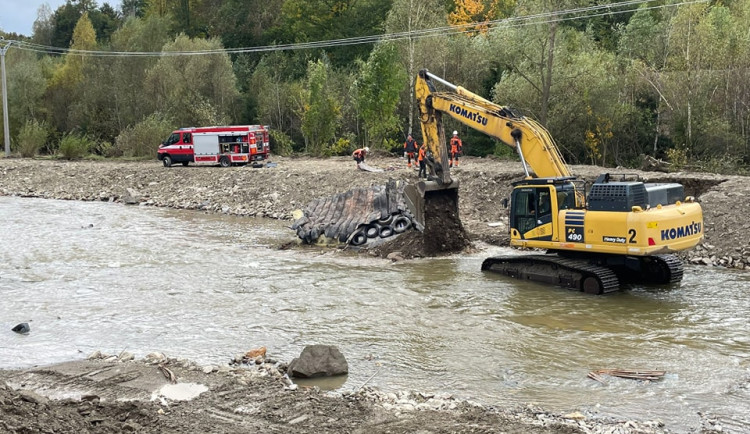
[636,254,684,285]
[481,254,620,295]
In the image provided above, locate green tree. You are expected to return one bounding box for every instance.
[46,12,97,133]
[354,43,407,149]
[145,34,240,127]
[276,0,393,67]
[301,59,340,155]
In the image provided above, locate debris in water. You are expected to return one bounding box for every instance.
[588,369,666,384]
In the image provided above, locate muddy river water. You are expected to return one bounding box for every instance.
[1,196,749,431]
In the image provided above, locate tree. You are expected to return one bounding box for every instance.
[300,59,340,155]
[385,0,445,136]
[46,12,97,133]
[276,0,393,67]
[354,43,407,149]
[145,34,240,127]
[32,4,55,45]
[50,0,96,48]
[448,0,514,33]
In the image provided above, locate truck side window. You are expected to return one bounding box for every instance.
[183,133,191,144]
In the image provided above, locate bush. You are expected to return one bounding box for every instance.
[16,119,48,158]
[57,133,94,160]
[327,133,356,156]
[115,113,174,158]
[269,129,294,157]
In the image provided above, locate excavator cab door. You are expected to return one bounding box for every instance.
[510,186,555,241]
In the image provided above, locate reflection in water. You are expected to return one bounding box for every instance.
[1,196,749,431]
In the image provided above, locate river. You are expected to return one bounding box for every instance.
[1,196,748,431]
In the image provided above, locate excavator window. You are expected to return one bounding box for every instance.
[537,190,552,224]
[512,189,538,234]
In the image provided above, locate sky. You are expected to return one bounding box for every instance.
[0,0,121,37]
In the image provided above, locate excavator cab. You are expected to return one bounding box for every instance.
[509,179,580,242]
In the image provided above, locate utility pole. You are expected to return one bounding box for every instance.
[1,38,11,157]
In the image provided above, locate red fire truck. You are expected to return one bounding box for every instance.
[157,125,270,167]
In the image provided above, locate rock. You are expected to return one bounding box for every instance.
[18,390,49,405]
[119,351,135,362]
[122,188,141,205]
[386,252,405,262]
[11,322,30,334]
[245,346,267,359]
[564,411,586,420]
[287,345,348,378]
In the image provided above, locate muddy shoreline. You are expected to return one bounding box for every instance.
[0,352,684,434]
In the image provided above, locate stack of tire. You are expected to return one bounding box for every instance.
[291,180,414,247]
[348,213,413,246]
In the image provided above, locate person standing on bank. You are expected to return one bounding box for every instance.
[353,147,369,169]
[417,142,427,179]
[449,131,462,167]
[404,133,418,168]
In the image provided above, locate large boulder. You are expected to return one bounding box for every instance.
[287,345,348,378]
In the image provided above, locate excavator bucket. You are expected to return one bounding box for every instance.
[404,180,460,230]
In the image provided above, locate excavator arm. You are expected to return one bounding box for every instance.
[415,69,571,179]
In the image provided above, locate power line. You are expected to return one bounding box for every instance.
[8,0,708,58]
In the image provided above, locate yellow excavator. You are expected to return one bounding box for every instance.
[408,69,704,294]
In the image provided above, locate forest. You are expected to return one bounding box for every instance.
[0,0,748,173]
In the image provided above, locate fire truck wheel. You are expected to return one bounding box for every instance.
[219,157,231,167]
[162,155,172,167]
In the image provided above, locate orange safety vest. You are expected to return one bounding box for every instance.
[450,137,462,154]
[417,146,426,162]
[353,148,366,159]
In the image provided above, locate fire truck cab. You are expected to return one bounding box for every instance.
[157,125,270,167]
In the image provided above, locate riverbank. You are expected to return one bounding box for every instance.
[0,156,747,268]
[0,352,683,433]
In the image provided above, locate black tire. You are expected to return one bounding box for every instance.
[392,216,411,233]
[219,156,231,167]
[162,155,173,167]
[378,215,394,225]
[379,226,393,238]
[365,224,381,238]
[351,230,367,246]
[182,161,189,166]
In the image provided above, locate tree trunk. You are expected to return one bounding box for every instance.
[540,22,556,126]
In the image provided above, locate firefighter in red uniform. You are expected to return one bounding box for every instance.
[404,133,418,168]
[417,143,427,179]
[449,131,462,167]
[353,146,369,168]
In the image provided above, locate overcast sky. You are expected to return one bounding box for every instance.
[0,1,122,37]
